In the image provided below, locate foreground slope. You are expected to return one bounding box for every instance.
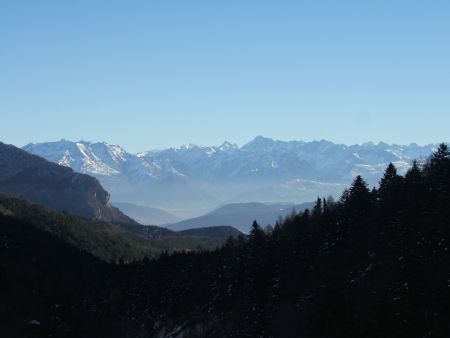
[2,144,449,337]
[0,213,114,337]
[117,144,450,337]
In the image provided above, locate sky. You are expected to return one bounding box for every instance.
[1,0,449,153]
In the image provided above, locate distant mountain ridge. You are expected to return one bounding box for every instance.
[167,202,314,232]
[112,202,180,225]
[23,137,437,219]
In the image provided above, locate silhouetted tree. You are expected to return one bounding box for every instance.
[312,197,322,218]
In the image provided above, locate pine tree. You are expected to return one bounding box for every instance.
[249,220,265,248]
[377,163,403,221]
[433,143,450,160]
[379,163,401,200]
[424,143,450,223]
[404,160,425,211]
[345,175,371,211]
[322,197,328,213]
[312,197,322,218]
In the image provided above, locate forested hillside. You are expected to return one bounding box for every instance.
[1,144,449,337]
[0,194,238,262]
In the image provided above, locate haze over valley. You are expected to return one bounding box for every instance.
[24,136,435,227]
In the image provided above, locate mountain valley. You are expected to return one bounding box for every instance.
[24,137,436,222]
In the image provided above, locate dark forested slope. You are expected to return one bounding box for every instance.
[1,144,449,337]
[0,194,240,262]
[0,193,155,261]
[0,214,113,338]
[113,143,450,337]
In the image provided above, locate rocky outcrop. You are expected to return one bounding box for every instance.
[0,142,136,224]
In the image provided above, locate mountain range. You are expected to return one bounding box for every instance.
[23,137,436,221]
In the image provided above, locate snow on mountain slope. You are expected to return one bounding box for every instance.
[25,137,434,183]
[24,140,155,180]
[23,137,438,218]
[24,140,123,176]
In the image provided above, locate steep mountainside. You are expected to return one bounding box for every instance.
[0,142,135,224]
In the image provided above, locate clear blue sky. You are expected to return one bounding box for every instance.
[1,1,449,152]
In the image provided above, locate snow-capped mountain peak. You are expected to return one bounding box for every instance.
[217,141,238,152]
[23,137,441,216]
[24,140,127,177]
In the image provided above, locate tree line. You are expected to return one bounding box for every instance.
[1,144,449,337]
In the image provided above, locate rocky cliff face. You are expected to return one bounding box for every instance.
[0,142,136,224]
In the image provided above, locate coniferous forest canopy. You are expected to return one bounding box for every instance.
[1,144,450,337]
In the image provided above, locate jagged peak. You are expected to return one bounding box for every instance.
[217,141,238,151]
[173,143,202,151]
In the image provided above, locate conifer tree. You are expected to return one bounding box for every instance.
[379,163,400,199]
[249,220,265,248]
[345,175,371,211]
[312,197,322,218]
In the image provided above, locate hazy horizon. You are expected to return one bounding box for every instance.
[2,1,449,152]
[13,135,446,155]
